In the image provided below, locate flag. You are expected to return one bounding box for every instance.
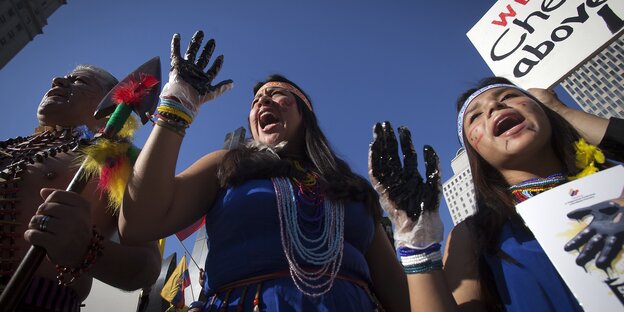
[161,254,191,309]
[158,238,166,258]
[175,217,206,241]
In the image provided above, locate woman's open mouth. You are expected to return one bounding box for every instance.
[494,113,525,137]
[259,111,281,131]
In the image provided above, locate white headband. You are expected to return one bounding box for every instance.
[457,83,524,147]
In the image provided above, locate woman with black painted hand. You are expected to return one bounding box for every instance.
[120,31,409,312]
[370,77,624,312]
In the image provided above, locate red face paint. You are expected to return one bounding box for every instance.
[468,124,484,151]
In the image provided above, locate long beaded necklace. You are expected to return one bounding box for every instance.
[509,173,568,204]
[0,126,92,287]
[271,161,345,297]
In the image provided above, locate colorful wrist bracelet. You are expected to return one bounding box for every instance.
[157,99,194,124]
[155,118,187,137]
[398,244,442,274]
[56,227,105,286]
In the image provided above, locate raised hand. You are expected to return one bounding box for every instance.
[369,121,443,248]
[527,88,567,114]
[161,30,233,116]
[369,121,441,220]
[564,200,624,270]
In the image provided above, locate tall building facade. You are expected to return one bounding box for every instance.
[0,0,66,69]
[442,148,476,225]
[560,33,624,119]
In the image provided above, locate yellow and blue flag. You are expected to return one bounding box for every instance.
[161,254,191,310]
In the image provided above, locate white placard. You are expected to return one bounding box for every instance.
[517,165,624,311]
[467,0,624,89]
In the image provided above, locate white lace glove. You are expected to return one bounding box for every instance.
[160,31,233,119]
[368,121,443,250]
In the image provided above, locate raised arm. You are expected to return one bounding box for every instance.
[120,31,233,243]
[368,122,458,312]
[442,221,484,311]
[365,223,411,312]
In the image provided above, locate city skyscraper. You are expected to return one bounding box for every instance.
[0,0,66,69]
[560,34,624,119]
[442,148,476,225]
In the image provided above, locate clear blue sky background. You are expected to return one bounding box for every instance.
[0,1,579,265]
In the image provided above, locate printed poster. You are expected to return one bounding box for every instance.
[517,165,624,311]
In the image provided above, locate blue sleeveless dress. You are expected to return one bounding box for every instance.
[199,179,379,311]
[484,222,583,311]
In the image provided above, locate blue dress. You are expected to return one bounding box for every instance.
[200,179,379,311]
[484,222,583,311]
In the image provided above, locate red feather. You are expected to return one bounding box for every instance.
[97,155,124,195]
[112,74,159,106]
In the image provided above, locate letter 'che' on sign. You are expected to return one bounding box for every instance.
[467,0,624,89]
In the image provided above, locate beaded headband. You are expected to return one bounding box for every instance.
[256,81,313,112]
[457,83,524,147]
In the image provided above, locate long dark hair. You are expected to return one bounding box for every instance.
[456,77,582,309]
[218,74,381,220]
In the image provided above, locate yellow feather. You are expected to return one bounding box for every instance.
[74,116,141,213]
[117,115,140,139]
[105,157,132,214]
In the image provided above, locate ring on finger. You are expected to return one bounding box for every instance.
[38,215,50,232]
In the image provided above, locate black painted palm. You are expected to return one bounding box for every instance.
[368,121,443,249]
[565,200,624,270]
[369,121,441,221]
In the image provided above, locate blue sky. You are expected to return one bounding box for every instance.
[0,1,580,265]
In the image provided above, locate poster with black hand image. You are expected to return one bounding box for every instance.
[517,165,624,311]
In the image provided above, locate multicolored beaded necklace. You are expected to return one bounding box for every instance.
[509,173,568,204]
[290,160,324,207]
[271,160,344,297]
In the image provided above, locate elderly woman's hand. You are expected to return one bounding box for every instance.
[160,30,233,118]
[368,121,443,249]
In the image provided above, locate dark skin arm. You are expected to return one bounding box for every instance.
[25,188,160,291]
[365,223,410,312]
[442,221,485,311]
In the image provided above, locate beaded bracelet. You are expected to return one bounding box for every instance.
[157,99,194,124]
[155,118,187,137]
[157,111,187,124]
[56,227,105,286]
[397,244,442,274]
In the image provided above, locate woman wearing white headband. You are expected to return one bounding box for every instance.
[120,31,409,312]
[370,77,623,311]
